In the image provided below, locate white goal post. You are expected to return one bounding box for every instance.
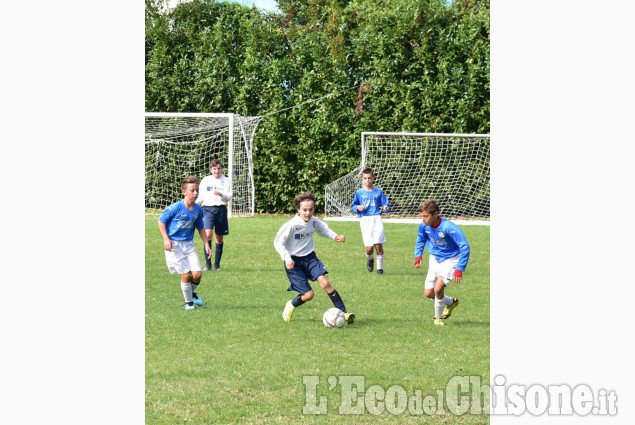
[324,132,490,225]
[145,113,263,217]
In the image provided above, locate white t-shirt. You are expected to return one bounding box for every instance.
[196,174,232,206]
[274,214,337,262]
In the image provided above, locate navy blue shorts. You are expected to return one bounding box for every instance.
[285,251,328,294]
[203,206,229,235]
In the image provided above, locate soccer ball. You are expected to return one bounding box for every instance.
[323,307,345,328]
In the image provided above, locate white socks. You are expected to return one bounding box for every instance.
[181,281,193,303]
[376,255,384,270]
[444,295,453,306]
[435,298,445,319]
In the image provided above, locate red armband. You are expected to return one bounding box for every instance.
[454,270,463,277]
[414,256,422,266]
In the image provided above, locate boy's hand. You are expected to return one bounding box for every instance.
[335,235,345,242]
[204,244,212,259]
[414,256,422,268]
[453,270,463,284]
[357,205,365,212]
[164,239,172,252]
[213,190,222,196]
[285,260,295,270]
[383,205,390,212]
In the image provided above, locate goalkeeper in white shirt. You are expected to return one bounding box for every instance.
[196,159,232,271]
[274,191,355,324]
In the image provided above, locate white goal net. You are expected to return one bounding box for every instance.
[145,113,263,217]
[324,132,490,224]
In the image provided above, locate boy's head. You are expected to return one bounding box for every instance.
[361,168,375,189]
[418,200,440,226]
[210,159,223,178]
[294,190,316,222]
[181,176,200,200]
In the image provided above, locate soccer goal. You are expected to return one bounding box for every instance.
[145,113,263,217]
[324,132,490,225]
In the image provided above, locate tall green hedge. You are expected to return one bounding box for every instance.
[145,0,489,213]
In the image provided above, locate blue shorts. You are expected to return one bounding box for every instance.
[203,206,229,235]
[285,251,328,294]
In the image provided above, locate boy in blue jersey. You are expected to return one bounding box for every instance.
[351,168,391,274]
[158,176,212,310]
[414,200,470,326]
[275,191,355,324]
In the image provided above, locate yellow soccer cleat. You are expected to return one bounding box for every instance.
[442,298,459,320]
[434,318,445,326]
[344,313,355,324]
[282,300,296,322]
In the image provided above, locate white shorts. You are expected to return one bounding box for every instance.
[360,215,386,247]
[424,254,460,289]
[164,240,202,275]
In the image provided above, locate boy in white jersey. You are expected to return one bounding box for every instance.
[196,159,232,271]
[351,168,391,274]
[158,176,212,310]
[414,200,470,326]
[274,191,355,324]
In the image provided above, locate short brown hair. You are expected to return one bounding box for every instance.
[210,159,223,168]
[361,167,374,177]
[293,190,316,210]
[418,200,440,215]
[181,176,199,190]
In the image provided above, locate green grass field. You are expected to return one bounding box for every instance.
[146,215,490,424]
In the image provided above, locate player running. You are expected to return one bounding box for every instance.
[414,200,470,326]
[274,190,355,324]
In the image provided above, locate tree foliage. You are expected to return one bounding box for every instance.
[146,0,489,213]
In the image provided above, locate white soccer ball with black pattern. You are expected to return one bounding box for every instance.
[323,307,345,328]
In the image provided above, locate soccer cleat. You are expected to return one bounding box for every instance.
[192,292,204,306]
[344,313,355,324]
[367,258,374,272]
[203,263,212,271]
[214,263,220,271]
[442,298,459,320]
[434,318,445,326]
[377,269,384,275]
[282,300,296,322]
[185,303,196,311]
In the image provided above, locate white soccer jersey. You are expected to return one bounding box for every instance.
[274,215,337,262]
[196,174,232,206]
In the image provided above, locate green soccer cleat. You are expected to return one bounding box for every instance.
[434,318,445,326]
[344,313,355,324]
[442,298,459,320]
[282,300,296,322]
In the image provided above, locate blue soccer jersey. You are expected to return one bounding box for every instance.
[414,218,470,271]
[351,188,391,217]
[159,200,204,241]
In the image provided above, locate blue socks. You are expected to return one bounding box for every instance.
[215,243,223,265]
[328,290,346,312]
